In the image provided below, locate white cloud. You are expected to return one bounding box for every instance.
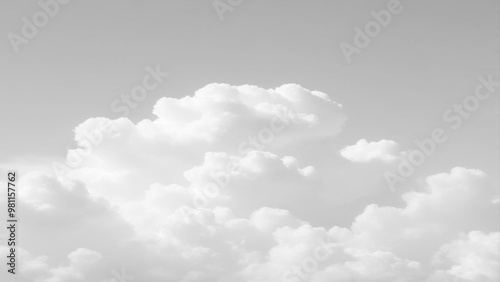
[340,139,400,163]
[430,231,500,282]
[3,166,498,281]
[3,83,498,282]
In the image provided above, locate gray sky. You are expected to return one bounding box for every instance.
[0,1,498,281]
[1,0,497,177]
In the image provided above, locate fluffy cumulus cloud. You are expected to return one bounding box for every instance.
[1,83,498,282]
[340,139,400,163]
[429,231,500,282]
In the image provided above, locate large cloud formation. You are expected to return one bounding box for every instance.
[1,83,498,282]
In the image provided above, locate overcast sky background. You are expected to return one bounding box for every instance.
[0,1,498,282]
[1,0,498,179]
